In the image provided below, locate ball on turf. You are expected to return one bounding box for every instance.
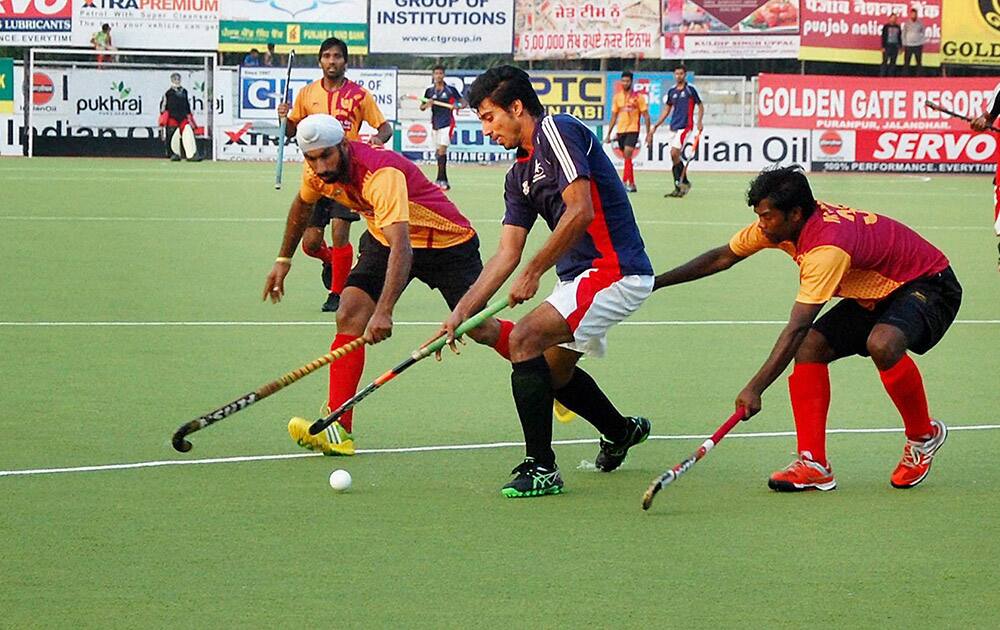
[328,469,352,492]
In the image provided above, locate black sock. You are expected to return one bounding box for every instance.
[682,174,690,185]
[554,368,628,442]
[511,356,556,468]
[672,163,683,186]
[437,154,447,182]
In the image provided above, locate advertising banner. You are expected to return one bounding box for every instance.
[11,65,229,128]
[605,125,812,171]
[218,0,367,54]
[72,0,219,51]
[811,129,999,173]
[237,67,396,135]
[757,74,1000,131]
[216,119,299,161]
[799,0,941,65]
[399,119,514,162]
[661,0,800,59]
[0,0,72,45]
[369,0,513,54]
[940,0,1000,65]
[529,71,606,121]
[514,0,660,59]
[0,58,12,113]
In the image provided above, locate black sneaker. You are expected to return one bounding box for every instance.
[321,292,340,313]
[169,153,182,162]
[664,188,682,198]
[595,416,651,472]
[625,183,638,193]
[501,458,564,498]
[321,262,332,290]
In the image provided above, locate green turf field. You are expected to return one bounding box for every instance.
[1,158,998,628]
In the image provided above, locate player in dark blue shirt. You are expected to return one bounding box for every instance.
[648,65,704,198]
[421,65,466,190]
[437,65,655,498]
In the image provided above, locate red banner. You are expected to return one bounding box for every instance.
[811,129,999,174]
[758,74,1000,131]
[799,0,941,64]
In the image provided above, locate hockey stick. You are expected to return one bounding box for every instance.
[308,297,510,436]
[171,336,365,452]
[641,408,746,511]
[274,49,296,190]
[679,128,703,182]
[925,101,1000,132]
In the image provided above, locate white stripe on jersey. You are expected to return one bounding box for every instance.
[541,116,579,183]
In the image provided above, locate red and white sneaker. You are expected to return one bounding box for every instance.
[891,419,948,489]
[768,457,837,492]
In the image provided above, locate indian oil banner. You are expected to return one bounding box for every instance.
[514,0,660,59]
[218,0,368,54]
[798,0,941,65]
[941,0,1000,65]
[757,74,999,131]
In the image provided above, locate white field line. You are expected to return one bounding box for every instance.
[1,320,997,327]
[2,424,999,478]
[0,215,989,231]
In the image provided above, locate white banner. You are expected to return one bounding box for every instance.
[399,118,514,163]
[0,0,72,45]
[12,65,230,129]
[219,0,367,23]
[238,67,397,134]
[369,0,513,54]
[605,126,812,172]
[216,119,301,161]
[72,0,219,51]
[661,34,800,59]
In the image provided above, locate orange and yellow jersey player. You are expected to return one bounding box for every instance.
[654,165,961,493]
[275,36,393,313]
[262,114,510,457]
[604,70,650,192]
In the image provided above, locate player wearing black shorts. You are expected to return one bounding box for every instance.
[654,166,961,492]
[263,114,511,457]
[605,71,649,193]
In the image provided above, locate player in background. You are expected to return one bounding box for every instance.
[969,86,1000,270]
[647,65,703,198]
[655,165,961,492]
[276,37,394,313]
[420,65,466,191]
[439,66,655,498]
[160,73,201,162]
[605,70,650,193]
[263,115,511,456]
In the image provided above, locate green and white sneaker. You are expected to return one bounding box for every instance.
[501,458,564,498]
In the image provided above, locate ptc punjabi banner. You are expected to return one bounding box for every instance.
[941,0,1000,65]
[799,0,942,66]
[514,0,660,59]
[661,0,800,59]
[757,74,1000,131]
[218,0,368,54]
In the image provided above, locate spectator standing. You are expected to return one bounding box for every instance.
[263,43,278,67]
[242,48,262,67]
[90,24,114,66]
[901,9,926,75]
[880,14,902,77]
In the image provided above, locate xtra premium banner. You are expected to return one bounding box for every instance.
[757,74,999,131]
[369,0,513,54]
[514,0,660,59]
[71,0,219,51]
[798,0,941,65]
[940,0,1000,65]
[661,0,800,59]
[218,0,367,53]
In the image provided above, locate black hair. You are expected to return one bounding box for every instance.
[101,23,110,30]
[432,64,446,73]
[621,70,634,80]
[746,165,817,218]
[674,64,686,72]
[249,48,259,54]
[467,65,544,117]
[319,37,348,60]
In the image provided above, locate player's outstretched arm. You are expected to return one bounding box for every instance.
[436,225,528,354]
[653,244,744,291]
[263,194,313,303]
[605,112,619,142]
[736,301,823,417]
[365,222,413,344]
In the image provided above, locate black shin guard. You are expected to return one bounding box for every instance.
[511,356,556,468]
[436,153,447,182]
[554,368,629,442]
[672,162,683,186]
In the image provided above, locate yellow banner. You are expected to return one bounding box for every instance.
[941,0,1000,65]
